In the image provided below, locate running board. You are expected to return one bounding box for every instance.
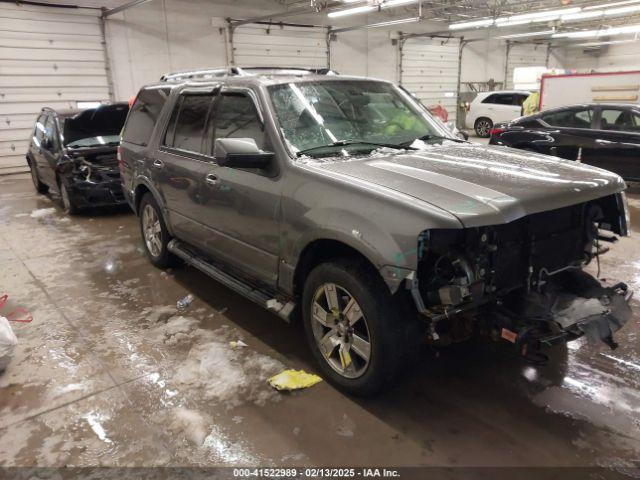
[167,239,295,322]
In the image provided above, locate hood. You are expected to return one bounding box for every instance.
[310,143,625,227]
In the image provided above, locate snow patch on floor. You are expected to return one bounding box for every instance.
[170,326,285,408]
[154,316,200,346]
[30,208,56,219]
[169,407,211,446]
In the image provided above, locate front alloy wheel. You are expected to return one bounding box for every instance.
[310,283,371,379]
[302,259,412,396]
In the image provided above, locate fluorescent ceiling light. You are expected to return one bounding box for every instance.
[444,1,640,33]
[328,0,418,18]
[328,4,376,17]
[605,4,640,14]
[496,7,580,24]
[584,0,640,10]
[552,23,640,38]
[363,16,421,28]
[573,38,639,47]
[384,0,419,6]
[561,10,603,20]
[499,29,555,39]
[449,18,493,30]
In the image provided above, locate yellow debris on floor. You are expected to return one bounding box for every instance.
[268,369,323,391]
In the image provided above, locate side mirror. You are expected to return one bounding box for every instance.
[213,138,274,169]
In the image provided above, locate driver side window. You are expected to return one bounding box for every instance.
[209,92,264,155]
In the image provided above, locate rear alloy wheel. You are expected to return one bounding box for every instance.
[475,118,493,138]
[60,183,79,215]
[29,161,48,194]
[138,193,177,268]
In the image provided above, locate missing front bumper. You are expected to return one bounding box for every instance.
[493,270,633,351]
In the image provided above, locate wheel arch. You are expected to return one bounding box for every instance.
[290,233,412,300]
[133,178,174,236]
[474,116,493,127]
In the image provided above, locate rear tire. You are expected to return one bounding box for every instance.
[474,117,493,138]
[29,160,48,194]
[302,258,412,396]
[139,193,177,269]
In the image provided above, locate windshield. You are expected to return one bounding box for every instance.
[63,104,129,148]
[268,80,454,158]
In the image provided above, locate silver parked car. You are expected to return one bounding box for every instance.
[120,68,632,396]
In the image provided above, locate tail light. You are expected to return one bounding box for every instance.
[489,127,505,137]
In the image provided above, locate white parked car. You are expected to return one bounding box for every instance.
[465,90,531,137]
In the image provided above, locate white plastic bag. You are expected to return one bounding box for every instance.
[0,316,18,371]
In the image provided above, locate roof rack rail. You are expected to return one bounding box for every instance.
[160,67,243,82]
[160,66,339,82]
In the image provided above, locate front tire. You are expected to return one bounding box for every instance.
[302,258,409,396]
[139,193,176,268]
[29,160,48,194]
[474,117,493,138]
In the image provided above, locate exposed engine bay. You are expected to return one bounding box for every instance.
[413,192,632,357]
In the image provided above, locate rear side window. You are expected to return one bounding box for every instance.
[600,108,640,133]
[542,108,593,129]
[483,94,514,105]
[515,94,529,107]
[123,87,171,146]
[164,94,214,153]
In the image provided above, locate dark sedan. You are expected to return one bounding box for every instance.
[489,103,640,182]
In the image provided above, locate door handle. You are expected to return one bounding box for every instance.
[152,159,164,169]
[205,173,219,187]
[596,139,613,145]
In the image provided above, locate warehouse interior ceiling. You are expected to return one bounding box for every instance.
[23,0,640,41]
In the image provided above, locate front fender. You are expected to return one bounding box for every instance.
[286,207,421,293]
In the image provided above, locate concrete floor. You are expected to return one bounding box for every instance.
[1,174,640,474]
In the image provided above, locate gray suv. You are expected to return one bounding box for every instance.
[120,68,632,395]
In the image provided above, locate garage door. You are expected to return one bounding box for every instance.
[0,3,111,175]
[400,37,460,122]
[505,43,549,89]
[232,23,329,69]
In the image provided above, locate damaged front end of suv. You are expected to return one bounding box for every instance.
[55,103,129,212]
[412,192,632,360]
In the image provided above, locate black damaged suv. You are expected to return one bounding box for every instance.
[26,103,129,214]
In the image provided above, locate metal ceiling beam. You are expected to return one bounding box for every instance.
[230,6,321,29]
[102,0,154,17]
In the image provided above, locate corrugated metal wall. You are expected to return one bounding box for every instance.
[232,23,329,69]
[0,3,111,175]
[505,43,549,89]
[400,37,460,122]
